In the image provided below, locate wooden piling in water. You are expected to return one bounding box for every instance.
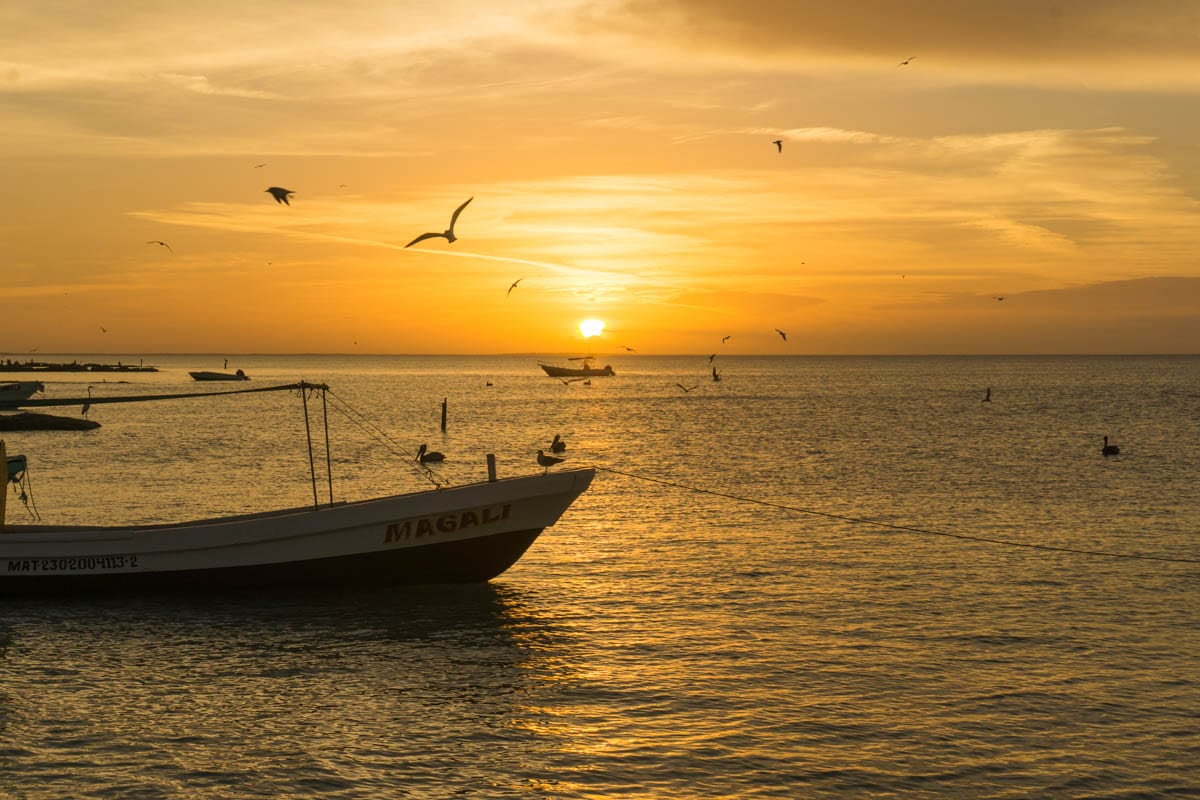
[441,398,447,432]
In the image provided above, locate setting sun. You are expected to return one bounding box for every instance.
[578,319,606,339]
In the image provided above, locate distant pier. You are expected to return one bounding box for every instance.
[0,359,159,373]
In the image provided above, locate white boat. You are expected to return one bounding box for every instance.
[0,383,594,595]
[538,356,615,378]
[0,381,45,408]
[190,369,249,381]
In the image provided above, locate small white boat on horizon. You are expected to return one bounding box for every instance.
[0,381,45,408]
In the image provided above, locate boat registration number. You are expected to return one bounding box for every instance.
[5,555,140,573]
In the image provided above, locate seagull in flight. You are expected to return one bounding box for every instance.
[146,240,173,253]
[775,328,787,341]
[722,335,731,343]
[405,197,473,248]
[773,139,782,153]
[621,345,636,352]
[708,353,717,364]
[994,296,1006,301]
[265,187,294,205]
[676,383,697,393]
[898,56,916,66]
[507,278,524,296]
[254,163,267,168]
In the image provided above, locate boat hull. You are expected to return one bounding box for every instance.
[539,364,615,377]
[0,468,594,595]
[190,371,249,381]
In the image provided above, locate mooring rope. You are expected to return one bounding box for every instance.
[595,466,1200,565]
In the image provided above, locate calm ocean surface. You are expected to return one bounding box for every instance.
[1,354,1197,799]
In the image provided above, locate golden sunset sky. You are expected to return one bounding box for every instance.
[3,1,1200,354]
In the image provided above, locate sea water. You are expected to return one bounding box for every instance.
[1,354,1197,799]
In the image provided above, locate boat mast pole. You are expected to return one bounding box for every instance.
[0,439,7,528]
[300,384,319,510]
[321,386,333,505]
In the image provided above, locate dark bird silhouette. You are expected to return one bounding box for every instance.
[416,443,445,463]
[994,296,1006,301]
[507,278,524,296]
[775,328,787,341]
[265,187,294,205]
[773,139,782,153]
[712,367,722,382]
[722,335,731,343]
[983,387,991,402]
[81,385,93,418]
[1101,436,1120,456]
[99,326,107,333]
[405,197,473,248]
[254,163,267,168]
[537,449,565,473]
[147,240,173,253]
[486,380,493,387]
[708,353,717,364]
[550,434,566,453]
[676,383,697,393]
[621,345,636,352]
[898,56,916,66]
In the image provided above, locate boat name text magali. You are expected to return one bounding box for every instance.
[384,503,511,543]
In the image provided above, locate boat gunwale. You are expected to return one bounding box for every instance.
[1,466,595,535]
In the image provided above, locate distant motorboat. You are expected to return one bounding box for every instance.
[0,381,45,408]
[190,369,250,381]
[538,356,615,378]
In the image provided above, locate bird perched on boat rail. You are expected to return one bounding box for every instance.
[1101,436,1120,456]
[550,434,566,453]
[405,197,473,248]
[416,444,445,463]
[537,449,565,473]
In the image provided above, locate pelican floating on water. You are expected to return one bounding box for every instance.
[416,444,445,463]
[550,434,566,453]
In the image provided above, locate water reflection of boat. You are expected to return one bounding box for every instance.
[538,357,615,378]
[0,382,594,595]
[0,412,101,431]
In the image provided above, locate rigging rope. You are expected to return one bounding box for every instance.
[595,466,1200,565]
[323,390,445,488]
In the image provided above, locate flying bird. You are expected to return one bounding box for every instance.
[621,345,636,352]
[405,197,473,248]
[775,328,787,341]
[507,278,524,296]
[550,434,567,453]
[265,187,294,205]
[722,335,731,343]
[676,383,697,393]
[994,296,1006,301]
[99,326,108,333]
[254,163,267,168]
[146,240,173,253]
[708,353,717,364]
[773,139,782,153]
[537,449,566,473]
[416,444,445,463]
[898,56,916,66]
